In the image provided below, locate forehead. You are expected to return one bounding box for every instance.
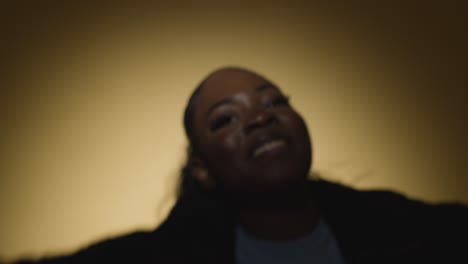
[197,69,273,108]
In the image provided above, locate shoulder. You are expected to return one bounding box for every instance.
[312,179,468,261]
[326,177,465,204]
[313,178,468,227]
[312,178,466,212]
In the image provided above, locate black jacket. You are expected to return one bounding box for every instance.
[14,180,468,263]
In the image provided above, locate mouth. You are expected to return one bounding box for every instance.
[250,138,288,159]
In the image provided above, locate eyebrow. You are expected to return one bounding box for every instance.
[255,83,275,92]
[206,97,235,115]
[206,83,276,115]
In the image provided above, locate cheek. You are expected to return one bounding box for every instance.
[205,129,250,184]
[204,127,245,164]
[280,111,309,133]
[279,112,312,154]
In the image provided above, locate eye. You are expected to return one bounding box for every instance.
[210,115,234,131]
[265,95,290,108]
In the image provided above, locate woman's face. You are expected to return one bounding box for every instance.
[191,68,312,193]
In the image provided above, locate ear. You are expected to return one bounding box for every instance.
[188,155,216,190]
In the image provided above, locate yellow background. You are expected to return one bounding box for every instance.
[1,1,467,261]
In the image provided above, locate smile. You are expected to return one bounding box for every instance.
[252,139,287,158]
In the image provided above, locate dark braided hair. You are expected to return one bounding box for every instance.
[183,82,204,153]
[178,81,206,198]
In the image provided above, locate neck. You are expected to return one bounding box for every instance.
[236,183,320,241]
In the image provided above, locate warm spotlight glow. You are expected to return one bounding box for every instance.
[1,1,467,261]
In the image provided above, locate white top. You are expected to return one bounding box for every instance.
[235,217,347,264]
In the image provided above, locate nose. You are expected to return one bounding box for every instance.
[244,109,277,134]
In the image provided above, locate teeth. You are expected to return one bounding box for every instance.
[253,140,286,158]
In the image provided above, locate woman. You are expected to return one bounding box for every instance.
[14,67,468,263]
